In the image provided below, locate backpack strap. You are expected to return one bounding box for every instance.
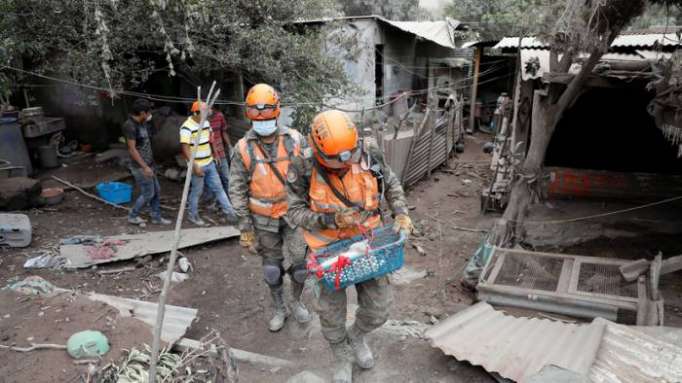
[313,160,361,210]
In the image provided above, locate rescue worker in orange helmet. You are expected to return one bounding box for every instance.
[228,84,312,332]
[286,110,413,383]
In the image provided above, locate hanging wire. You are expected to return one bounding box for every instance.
[1,64,512,114]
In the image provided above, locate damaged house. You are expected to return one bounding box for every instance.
[293,16,474,184]
[484,29,682,240]
[471,29,682,326]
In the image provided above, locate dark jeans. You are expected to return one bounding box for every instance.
[129,167,161,220]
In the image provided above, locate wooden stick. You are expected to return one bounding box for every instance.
[96,266,137,275]
[0,343,66,352]
[52,175,130,212]
[148,82,220,383]
[52,175,175,212]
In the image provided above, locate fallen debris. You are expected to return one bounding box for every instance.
[87,293,197,345]
[60,226,240,269]
[97,266,137,275]
[174,337,294,368]
[477,246,662,325]
[0,343,67,353]
[157,271,189,283]
[24,252,66,269]
[425,302,682,383]
[619,254,682,282]
[411,242,426,256]
[0,213,32,247]
[3,275,61,296]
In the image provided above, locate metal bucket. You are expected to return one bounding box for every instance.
[38,145,59,168]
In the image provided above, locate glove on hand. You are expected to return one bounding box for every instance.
[334,208,361,229]
[392,214,414,236]
[239,231,257,254]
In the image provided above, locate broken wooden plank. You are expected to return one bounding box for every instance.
[88,292,197,345]
[620,255,682,282]
[620,259,650,282]
[174,338,294,368]
[60,226,240,269]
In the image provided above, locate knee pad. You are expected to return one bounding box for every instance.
[291,262,308,284]
[263,264,283,287]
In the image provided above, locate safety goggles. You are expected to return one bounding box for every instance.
[311,137,360,169]
[246,104,278,120]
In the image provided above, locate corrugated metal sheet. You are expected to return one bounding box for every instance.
[425,302,604,383]
[88,293,197,345]
[295,15,462,49]
[591,318,682,383]
[382,20,456,49]
[426,302,682,383]
[495,33,682,50]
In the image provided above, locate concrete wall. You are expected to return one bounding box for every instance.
[379,26,418,102]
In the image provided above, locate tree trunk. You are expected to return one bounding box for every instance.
[493,90,558,245]
[492,47,607,247]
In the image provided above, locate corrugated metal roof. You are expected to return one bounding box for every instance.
[426,302,682,383]
[495,34,682,50]
[88,293,197,345]
[382,20,456,49]
[590,318,682,383]
[425,302,603,382]
[295,15,463,49]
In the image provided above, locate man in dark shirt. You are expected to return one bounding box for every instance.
[122,98,170,226]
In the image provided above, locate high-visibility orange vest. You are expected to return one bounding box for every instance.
[238,130,301,219]
[303,161,381,251]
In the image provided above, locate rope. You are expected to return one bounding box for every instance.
[524,195,682,225]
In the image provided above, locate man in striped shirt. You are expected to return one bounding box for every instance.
[180,101,238,225]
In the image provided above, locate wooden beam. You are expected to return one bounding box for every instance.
[468,47,481,133]
[542,72,644,89]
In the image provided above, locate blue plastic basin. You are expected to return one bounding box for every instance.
[95,182,132,204]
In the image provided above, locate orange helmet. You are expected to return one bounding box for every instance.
[310,110,360,169]
[245,84,280,121]
[190,101,206,113]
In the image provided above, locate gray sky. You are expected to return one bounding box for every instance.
[419,0,449,12]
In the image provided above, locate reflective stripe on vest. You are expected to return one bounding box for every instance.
[238,131,300,218]
[303,163,381,251]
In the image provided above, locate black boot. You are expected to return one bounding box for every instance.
[268,286,288,332]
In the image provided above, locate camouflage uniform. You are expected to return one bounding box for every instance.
[286,140,408,344]
[228,127,308,298]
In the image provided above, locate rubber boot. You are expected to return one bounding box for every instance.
[330,340,354,383]
[291,281,312,323]
[268,286,288,332]
[347,325,375,369]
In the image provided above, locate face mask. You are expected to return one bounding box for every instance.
[145,113,153,122]
[252,119,278,136]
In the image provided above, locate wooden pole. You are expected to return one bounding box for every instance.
[148,82,221,383]
[468,47,481,134]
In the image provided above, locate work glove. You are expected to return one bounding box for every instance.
[239,231,257,254]
[335,208,361,229]
[392,214,414,237]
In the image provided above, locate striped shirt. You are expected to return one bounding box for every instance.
[180,117,213,167]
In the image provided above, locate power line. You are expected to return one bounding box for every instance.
[1,64,512,114]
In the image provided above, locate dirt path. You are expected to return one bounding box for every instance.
[21,134,682,381]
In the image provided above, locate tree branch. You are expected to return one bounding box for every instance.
[0,343,67,352]
[554,47,603,116]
